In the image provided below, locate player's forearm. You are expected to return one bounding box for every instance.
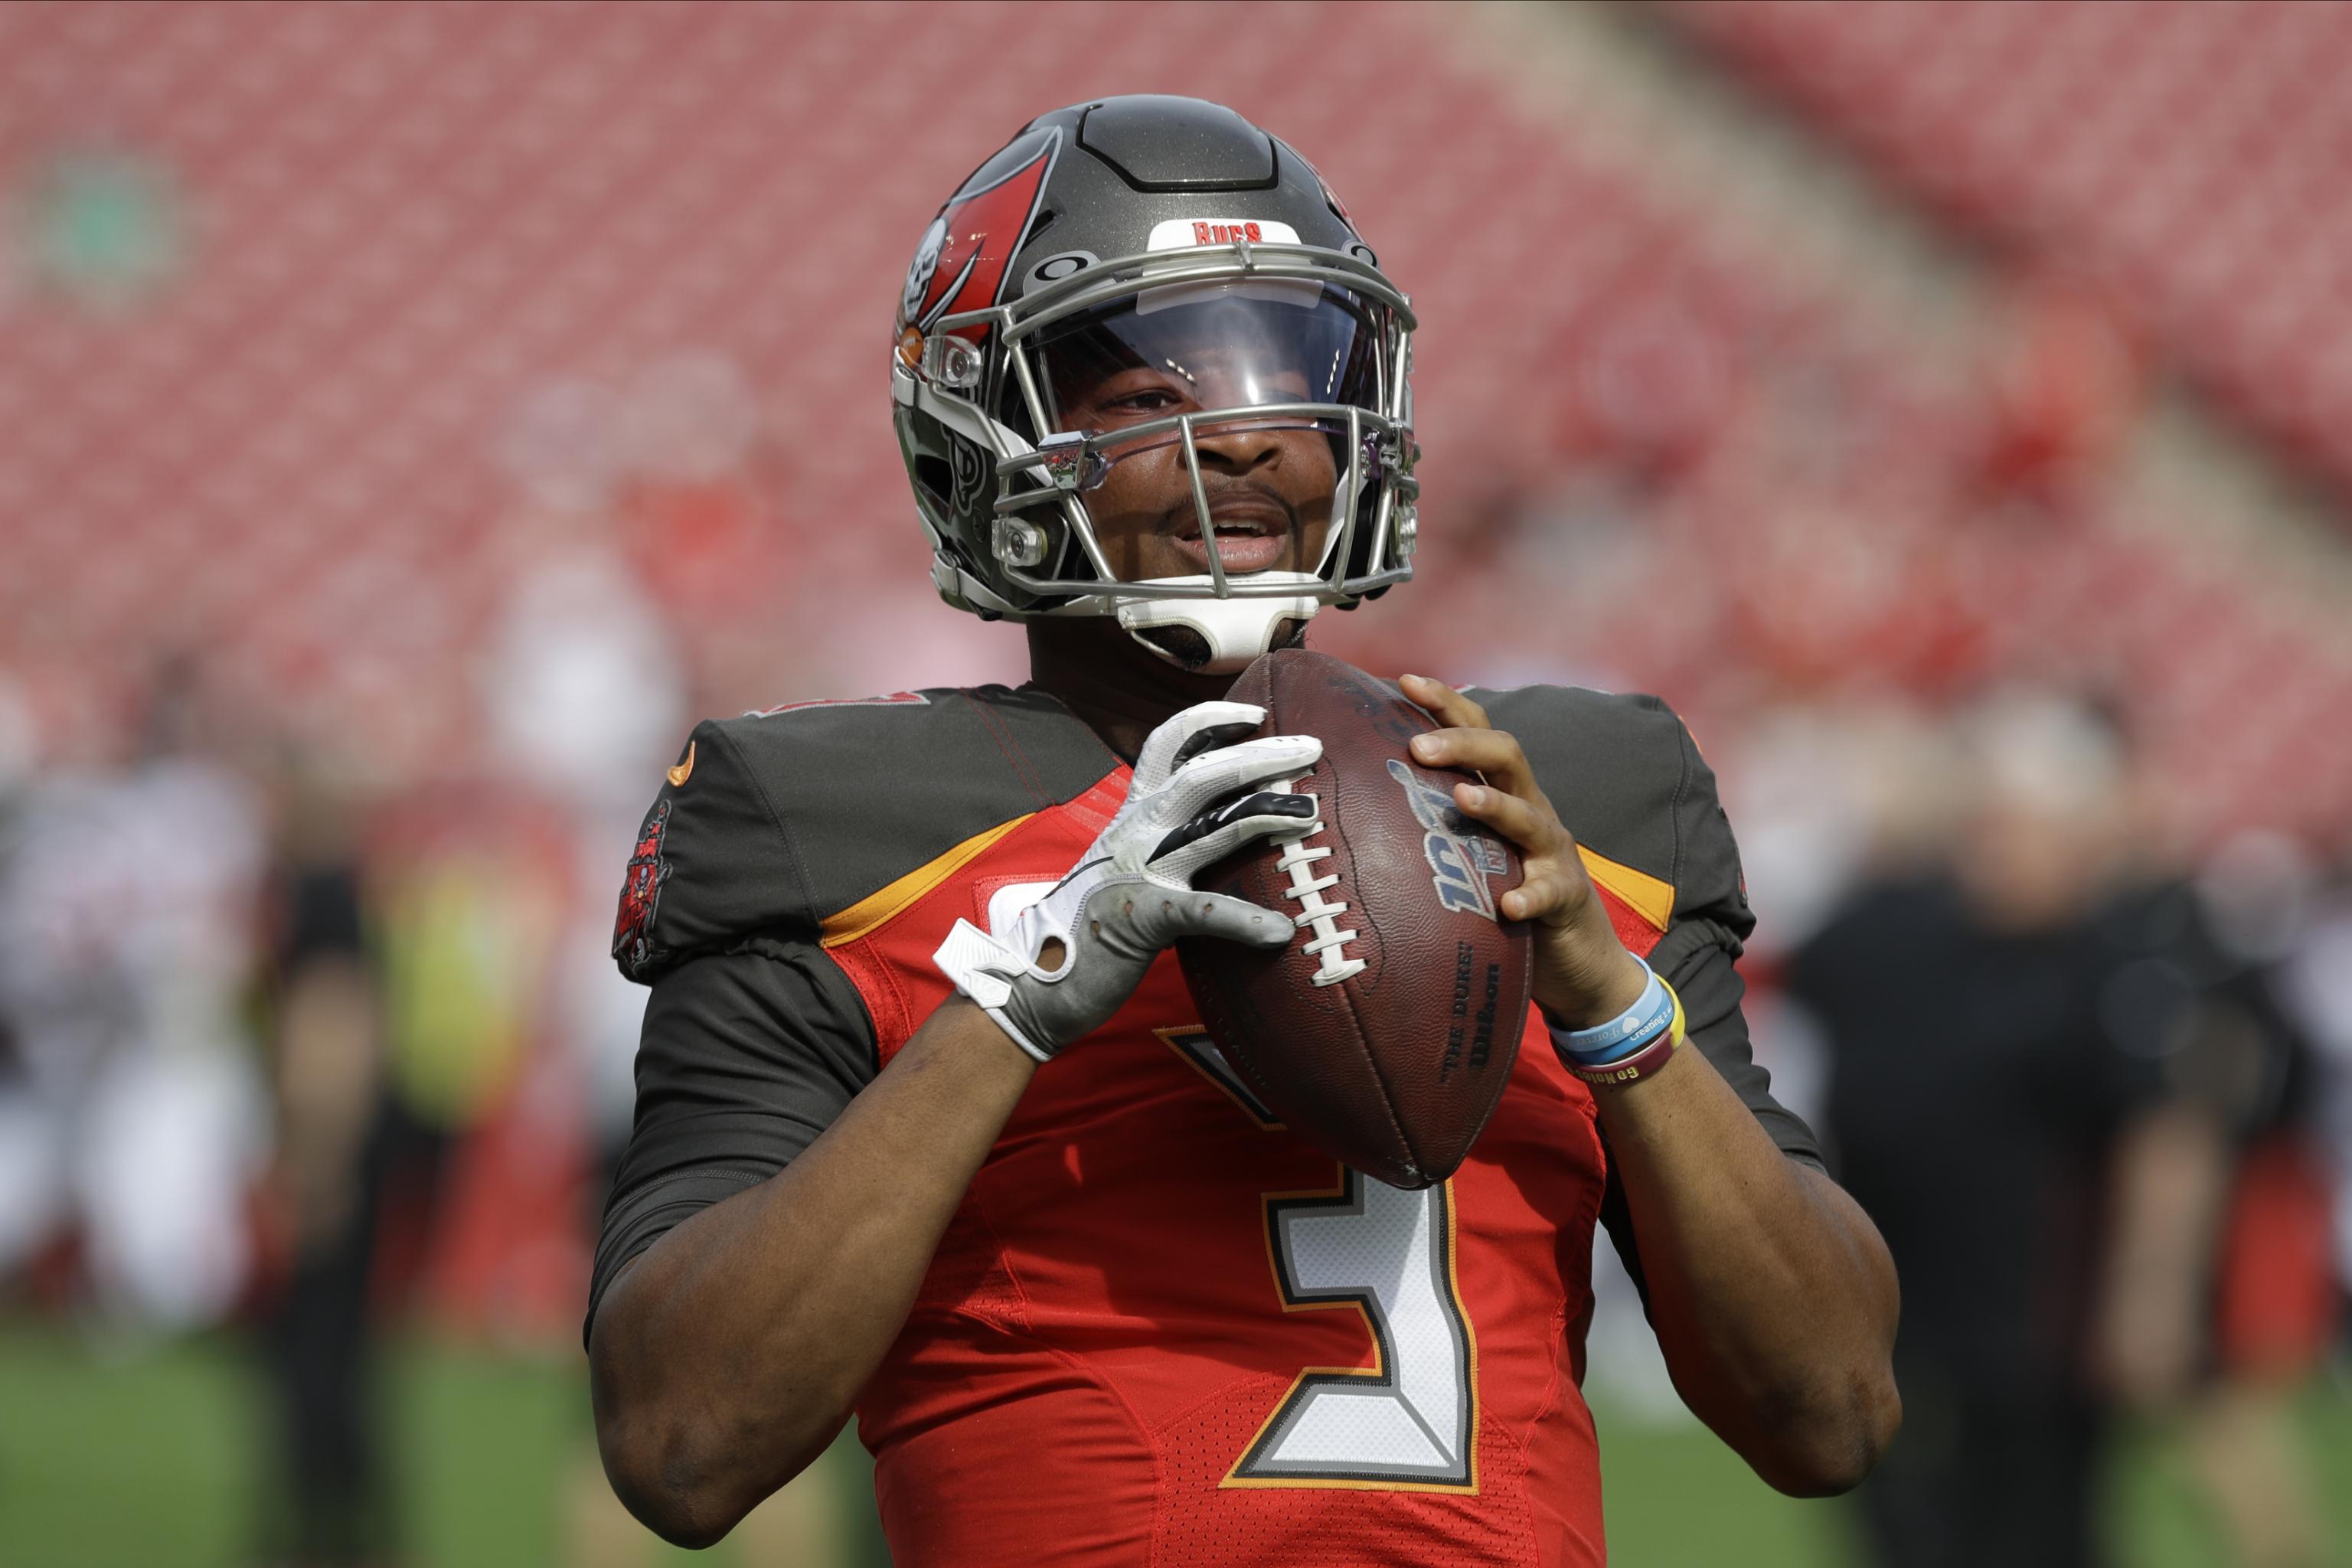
[590,997,1034,1547]
[1596,1047,1900,1497]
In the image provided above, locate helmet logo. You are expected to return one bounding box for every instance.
[901,217,948,326]
[898,128,1059,338]
[1291,149,1354,228]
[1145,217,1301,253]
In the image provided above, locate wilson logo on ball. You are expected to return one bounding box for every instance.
[1387,758,1511,920]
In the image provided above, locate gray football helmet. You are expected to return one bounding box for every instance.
[891,96,1419,673]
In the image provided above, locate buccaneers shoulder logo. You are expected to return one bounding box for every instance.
[613,799,674,973]
[898,127,1060,338]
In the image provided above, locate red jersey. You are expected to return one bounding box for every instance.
[593,681,1818,1566]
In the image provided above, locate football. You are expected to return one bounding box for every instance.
[1178,648,1534,1188]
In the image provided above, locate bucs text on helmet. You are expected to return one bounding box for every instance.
[890,95,1419,674]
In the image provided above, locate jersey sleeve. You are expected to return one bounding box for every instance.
[585,936,879,1344]
[612,717,820,984]
[615,687,1119,985]
[1466,683,1825,1309]
[1641,707,1755,976]
[590,686,1119,1346]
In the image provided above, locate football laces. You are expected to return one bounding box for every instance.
[1269,781,1365,988]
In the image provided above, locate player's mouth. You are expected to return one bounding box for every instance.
[1168,492,1293,574]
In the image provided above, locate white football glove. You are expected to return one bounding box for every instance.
[933,701,1321,1062]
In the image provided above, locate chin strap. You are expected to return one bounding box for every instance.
[1113,574,1325,674]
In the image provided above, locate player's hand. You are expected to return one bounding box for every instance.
[1400,675,1650,1030]
[933,701,1321,1061]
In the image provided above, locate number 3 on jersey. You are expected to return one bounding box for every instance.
[1225,1169,1480,1491]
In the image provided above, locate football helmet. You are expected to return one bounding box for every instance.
[892,96,1419,674]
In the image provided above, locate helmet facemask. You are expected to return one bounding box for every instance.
[900,239,1419,674]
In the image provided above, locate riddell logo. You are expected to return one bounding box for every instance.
[1192,220,1265,244]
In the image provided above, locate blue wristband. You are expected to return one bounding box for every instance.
[1550,959,1675,1066]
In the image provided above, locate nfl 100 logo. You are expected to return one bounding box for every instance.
[1387,759,1511,921]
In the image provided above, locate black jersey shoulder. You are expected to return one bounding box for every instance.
[612,684,1119,983]
[1461,683,1753,964]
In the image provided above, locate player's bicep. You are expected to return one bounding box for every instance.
[586,939,877,1343]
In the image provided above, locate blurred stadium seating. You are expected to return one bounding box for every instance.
[5,2,2347,841]
[1677,1,2352,499]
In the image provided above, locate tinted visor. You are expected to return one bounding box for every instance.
[1027,280,1387,437]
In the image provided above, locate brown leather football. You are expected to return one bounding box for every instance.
[1177,648,1533,1188]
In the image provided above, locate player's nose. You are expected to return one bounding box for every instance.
[1191,418,1286,472]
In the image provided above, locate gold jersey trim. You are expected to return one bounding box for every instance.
[1577,844,1672,932]
[819,813,1034,949]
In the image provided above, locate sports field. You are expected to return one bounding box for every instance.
[3,1321,2344,1566]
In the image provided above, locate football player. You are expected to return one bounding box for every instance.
[587,96,1899,1564]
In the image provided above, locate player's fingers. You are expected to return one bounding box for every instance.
[1501,863,1584,925]
[1400,674,1490,731]
[1150,790,1316,874]
[1449,779,1559,856]
[1135,701,1267,788]
[1168,719,1263,773]
[1505,851,1599,926]
[1412,727,1540,799]
[1160,733,1321,818]
[1184,890,1297,948]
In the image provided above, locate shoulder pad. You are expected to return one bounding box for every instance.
[613,685,1116,982]
[1463,684,1753,965]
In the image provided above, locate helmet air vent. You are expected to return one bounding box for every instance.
[1077,96,1279,192]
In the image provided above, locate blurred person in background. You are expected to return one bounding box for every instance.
[2281,845,2352,1340]
[475,532,864,1565]
[0,658,268,1333]
[250,717,580,1565]
[0,675,47,1286]
[254,745,395,1567]
[1784,689,2335,1568]
[2180,834,2341,1568]
[1785,689,2169,1568]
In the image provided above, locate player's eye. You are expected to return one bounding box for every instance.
[1074,373,1200,430]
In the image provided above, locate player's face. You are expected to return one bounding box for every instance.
[1056,374,1336,583]
[1032,282,1383,584]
